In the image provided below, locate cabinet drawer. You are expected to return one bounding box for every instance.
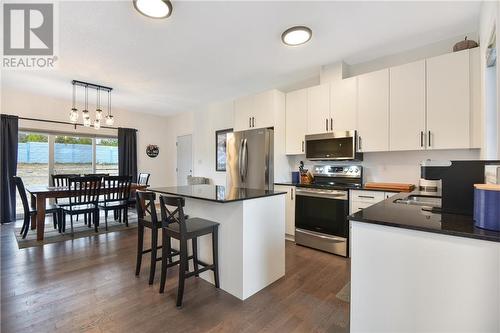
[351,190,385,203]
[351,201,374,214]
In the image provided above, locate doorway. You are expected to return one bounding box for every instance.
[176,134,193,186]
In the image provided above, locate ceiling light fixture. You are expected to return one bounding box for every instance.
[70,80,114,130]
[281,26,312,46]
[133,0,172,19]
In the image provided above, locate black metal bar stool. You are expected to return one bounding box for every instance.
[135,191,181,285]
[158,195,220,308]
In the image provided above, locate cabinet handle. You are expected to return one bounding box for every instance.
[420,131,424,147]
[291,188,294,200]
[358,195,375,199]
[302,140,304,152]
[249,117,251,128]
[428,130,431,147]
[252,117,255,128]
[358,136,362,151]
[330,118,333,131]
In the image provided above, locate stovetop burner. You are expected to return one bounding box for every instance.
[299,164,363,190]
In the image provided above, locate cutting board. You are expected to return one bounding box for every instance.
[364,182,415,192]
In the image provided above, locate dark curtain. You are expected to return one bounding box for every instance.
[118,127,138,183]
[1,114,19,223]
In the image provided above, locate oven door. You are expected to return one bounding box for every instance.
[295,190,348,237]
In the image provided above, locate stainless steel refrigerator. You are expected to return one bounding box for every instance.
[226,128,274,190]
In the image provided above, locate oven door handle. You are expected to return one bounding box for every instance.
[296,228,346,242]
[295,190,347,200]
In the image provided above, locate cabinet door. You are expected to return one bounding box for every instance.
[307,84,331,134]
[357,69,390,152]
[426,50,470,149]
[234,95,253,131]
[390,60,426,151]
[331,77,357,131]
[253,90,275,129]
[275,185,295,236]
[285,89,307,154]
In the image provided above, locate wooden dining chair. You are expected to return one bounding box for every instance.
[159,195,220,308]
[137,173,150,186]
[60,176,102,235]
[13,176,61,239]
[98,175,132,230]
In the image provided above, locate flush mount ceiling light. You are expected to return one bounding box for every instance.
[133,0,172,19]
[281,26,312,46]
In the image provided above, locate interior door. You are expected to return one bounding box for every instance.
[176,134,192,186]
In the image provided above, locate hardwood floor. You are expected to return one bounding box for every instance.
[1,220,350,333]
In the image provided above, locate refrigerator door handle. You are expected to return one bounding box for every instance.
[238,138,245,182]
[242,138,248,181]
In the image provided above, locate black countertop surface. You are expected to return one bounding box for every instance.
[149,185,286,203]
[349,191,500,243]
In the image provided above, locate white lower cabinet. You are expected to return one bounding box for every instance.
[274,185,295,236]
[350,190,397,215]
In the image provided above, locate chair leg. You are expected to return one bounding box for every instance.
[70,214,74,236]
[135,223,144,276]
[22,214,31,239]
[94,210,99,233]
[58,210,63,233]
[124,207,129,227]
[176,239,188,308]
[159,228,168,293]
[105,209,108,231]
[62,212,66,233]
[192,238,199,277]
[166,237,173,264]
[149,227,158,285]
[212,228,220,288]
[52,212,58,229]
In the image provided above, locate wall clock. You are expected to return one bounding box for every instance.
[146,144,159,158]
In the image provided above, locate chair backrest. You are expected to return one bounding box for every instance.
[159,195,187,235]
[84,173,109,180]
[135,190,160,226]
[137,173,150,186]
[103,175,132,202]
[52,174,80,187]
[12,176,30,217]
[68,176,102,207]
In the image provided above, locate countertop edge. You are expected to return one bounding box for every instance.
[150,188,286,204]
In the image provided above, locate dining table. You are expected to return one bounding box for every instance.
[26,183,148,241]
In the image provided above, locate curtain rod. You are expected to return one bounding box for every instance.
[18,116,138,131]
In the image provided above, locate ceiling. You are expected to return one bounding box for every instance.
[2,1,481,116]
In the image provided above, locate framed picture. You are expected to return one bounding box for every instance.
[215,128,232,172]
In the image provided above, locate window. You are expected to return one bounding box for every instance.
[96,137,118,175]
[16,132,49,213]
[16,131,119,216]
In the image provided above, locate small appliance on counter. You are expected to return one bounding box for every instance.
[295,164,362,257]
[420,160,500,215]
[473,184,500,231]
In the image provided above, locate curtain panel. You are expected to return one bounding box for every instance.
[118,127,138,183]
[1,114,19,223]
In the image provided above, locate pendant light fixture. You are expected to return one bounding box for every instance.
[70,80,114,130]
[82,85,91,127]
[69,84,79,123]
[133,0,172,19]
[105,90,114,125]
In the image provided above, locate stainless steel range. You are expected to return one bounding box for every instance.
[295,164,362,257]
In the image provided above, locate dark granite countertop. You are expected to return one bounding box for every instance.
[349,191,500,243]
[149,185,286,203]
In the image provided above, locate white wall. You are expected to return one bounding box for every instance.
[287,149,480,185]
[1,87,179,187]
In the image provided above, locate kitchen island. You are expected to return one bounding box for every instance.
[149,185,286,300]
[348,191,500,332]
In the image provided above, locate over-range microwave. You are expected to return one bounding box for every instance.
[305,130,363,161]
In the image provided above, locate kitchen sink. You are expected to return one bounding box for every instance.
[394,195,442,208]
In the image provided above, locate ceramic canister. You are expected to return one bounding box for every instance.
[473,184,500,231]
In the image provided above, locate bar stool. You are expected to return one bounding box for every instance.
[135,191,181,285]
[158,195,220,308]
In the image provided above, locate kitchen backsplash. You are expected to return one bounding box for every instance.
[287,149,480,185]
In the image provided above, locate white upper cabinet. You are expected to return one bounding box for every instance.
[390,60,426,151]
[285,89,307,154]
[234,90,277,131]
[234,95,254,131]
[426,50,470,150]
[357,68,390,152]
[331,77,357,131]
[307,84,331,134]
